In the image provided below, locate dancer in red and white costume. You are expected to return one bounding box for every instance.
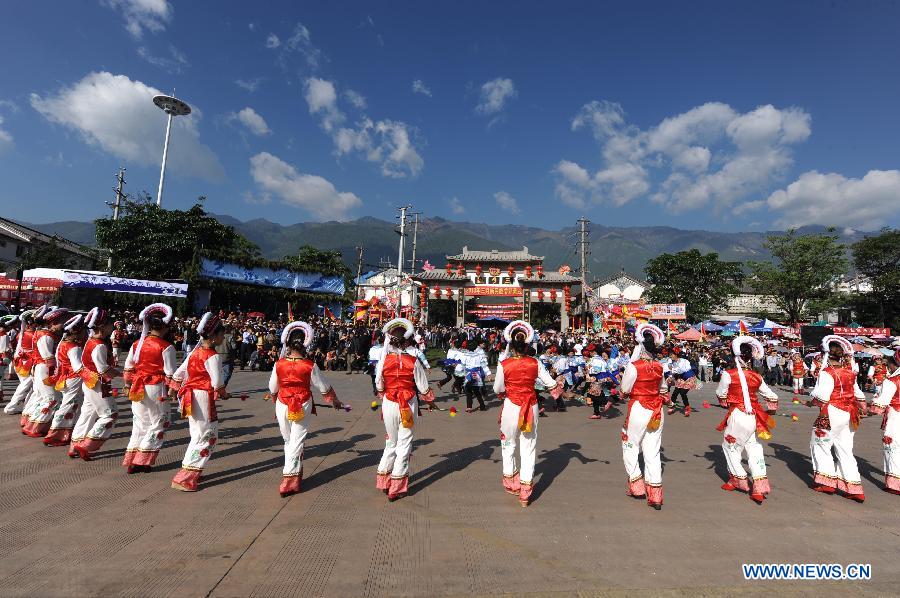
[375,318,435,501]
[0,315,14,402]
[268,321,342,497]
[715,336,779,504]
[44,314,88,446]
[122,303,177,473]
[620,323,668,510]
[70,307,120,460]
[22,307,69,438]
[4,311,34,415]
[170,312,228,492]
[493,320,558,507]
[790,353,808,395]
[870,350,900,495]
[809,335,867,502]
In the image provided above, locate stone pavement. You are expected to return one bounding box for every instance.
[0,368,898,597]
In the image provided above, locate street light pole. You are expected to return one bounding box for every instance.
[152,92,192,208]
[395,205,410,317]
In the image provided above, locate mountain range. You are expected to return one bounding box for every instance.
[19,215,869,282]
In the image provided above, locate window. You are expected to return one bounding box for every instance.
[15,244,25,257]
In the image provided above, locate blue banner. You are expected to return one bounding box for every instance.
[199,258,345,296]
[60,272,188,298]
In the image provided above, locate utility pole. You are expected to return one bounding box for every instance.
[354,245,364,300]
[395,205,411,317]
[106,166,126,270]
[577,217,591,333]
[409,212,420,313]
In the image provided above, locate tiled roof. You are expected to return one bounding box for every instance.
[519,272,580,284]
[446,246,543,262]
[410,270,469,281]
[592,269,648,288]
[0,217,95,259]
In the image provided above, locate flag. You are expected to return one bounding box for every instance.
[325,306,337,321]
[668,321,677,333]
[287,302,294,322]
[422,260,435,271]
[739,320,748,335]
[700,322,707,341]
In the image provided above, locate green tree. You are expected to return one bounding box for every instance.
[851,228,900,328]
[95,200,260,280]
[747,229,847,324]
[644,249,743,321]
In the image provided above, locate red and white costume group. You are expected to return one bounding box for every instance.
[493,320,558,507]
[5,311,36,415]
[268,321,339,497]
[872,358,900,494]
[22,307,71,438]
[123,303,177,471]
[70,307,119,458]
[375,318,435,500]
[715,336,778,502]
[620,324,668,508]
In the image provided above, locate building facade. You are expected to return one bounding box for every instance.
[411,246,580,330]
[0,217,96,272]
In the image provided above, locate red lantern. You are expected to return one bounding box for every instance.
[445,288,452,298]
[433,285,441,297]
[550,289,557,302]
[537,289,544,301]
[456,264,465,276]
[445,263,452,274]
[525,265,532,278]
[507,265,515,278]
[475,264,483,276]
[537,264,544,278]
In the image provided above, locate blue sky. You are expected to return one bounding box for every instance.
[1,0,899,232]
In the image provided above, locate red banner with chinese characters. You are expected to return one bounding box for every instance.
[465,286,521,297]
[832,327,891,337]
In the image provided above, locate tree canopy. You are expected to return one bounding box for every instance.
[644,249,743,321]
[747,229,846,324]
[851,228,900,328]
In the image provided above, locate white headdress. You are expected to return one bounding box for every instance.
[503,319,535,344]
[134,303,173,364]
[84,307,109,330]
[631,323,665,362]
[280,321,314,357]
[196,312,221,337]
[731,335,765,413]
[43,307,70,325]
[382,317,414,352]
[63,314,83,332]
[821,334,855,369]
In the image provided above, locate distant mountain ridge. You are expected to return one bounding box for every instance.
[17,215,870,280]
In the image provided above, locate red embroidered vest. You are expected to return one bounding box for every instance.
[724,368,763,407]
[631,359,664,410]
[824,366,858,411]
[275,358,314,418]
[382,353,418,403]
[500,356,539,407]
[82,338,104,374]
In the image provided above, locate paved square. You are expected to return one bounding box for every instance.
[0,369,897,596]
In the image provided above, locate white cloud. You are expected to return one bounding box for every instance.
[104,0,172,39]
[136,44,189,73]
[242,190,270,205]
[476,78,517,116]
[229,107,271,136]
[304,77,424,178]
[494,191,520,214]
[30,71,223,181]
[265,33,281,48]
[249,152,362,220]
[0,115,13,153]
[271,22,322,70]
[449,197,465,214]
[344,89,367,109]
[235,78,262,92]
[555,100,812,213]
[766,169,900,229]
[412,79,432,97]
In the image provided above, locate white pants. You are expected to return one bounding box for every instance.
[721,409,769,493]
[882,408,900,492]
[793,377,804,392]
[125,383,169,458]
[622,401,664,499]
[811,404,863,494]
[180,390,218,472]
[378,397,418,480]
[72,383,118,446]
[500,399,538,483]
[49,378,82,432]
[4,372,31,414]
[29,364,60,425]
[276,400,312,477]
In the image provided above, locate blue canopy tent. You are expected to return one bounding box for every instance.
[692,320,724,332]
[749,319,786,333]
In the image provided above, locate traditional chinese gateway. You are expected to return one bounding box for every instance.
[411,246,580,330]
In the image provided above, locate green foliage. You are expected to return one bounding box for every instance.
[18,237,93,270]
[747,229,846,324]
[644,249,743,321]
[851,228,900,328]
[95,200,260,280]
